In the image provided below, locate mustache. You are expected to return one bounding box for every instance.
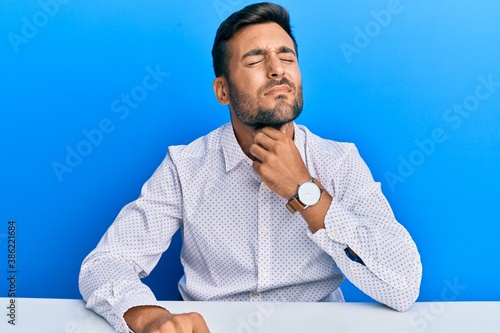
[259,77,295,94]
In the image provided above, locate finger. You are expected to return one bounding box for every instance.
[166,312,209,333]
[252,159,262,174]
[195,324,212,333]
[253,131,276,150]
[248,143,267,162]
[259,126,284,140]
[189,312,211,333]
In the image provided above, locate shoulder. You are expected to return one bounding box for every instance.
[297,124,357,161]
[167,123,228,160]
[296,125,374,193]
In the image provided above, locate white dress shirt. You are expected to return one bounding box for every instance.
[79,122,422,333]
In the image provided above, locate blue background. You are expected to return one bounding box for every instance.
[1,0,499,303]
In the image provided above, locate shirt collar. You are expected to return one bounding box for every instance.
[221,123,250,172]
[221,122,305,173]
[293,122,306,160]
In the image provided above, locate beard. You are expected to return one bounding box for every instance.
[227,77,303,129]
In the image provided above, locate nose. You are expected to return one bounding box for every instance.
[266,53,285,79]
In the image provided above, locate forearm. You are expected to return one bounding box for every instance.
[319,230,421,310]
[79,254,164,332]
[309,199,422,311]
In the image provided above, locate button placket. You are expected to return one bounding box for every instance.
[256,182,272,296]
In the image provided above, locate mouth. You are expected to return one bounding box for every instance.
[264,85,291,96]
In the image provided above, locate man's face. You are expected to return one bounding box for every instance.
[226,22,303,129]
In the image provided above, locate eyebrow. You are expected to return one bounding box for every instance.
[242,46,296,59]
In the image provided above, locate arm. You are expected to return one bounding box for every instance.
[307,161,422,311]
[250,125,422,311]
[79,154,210,332]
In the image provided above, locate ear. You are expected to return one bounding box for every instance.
[213,76,230,105]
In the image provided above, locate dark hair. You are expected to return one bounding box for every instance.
[212,2,298,78]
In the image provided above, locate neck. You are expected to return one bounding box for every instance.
[229,112,295,160]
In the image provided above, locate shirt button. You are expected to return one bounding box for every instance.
[261,270,269,278]
[260,226,268,234]
[330,230,340,238]
[251,291,261,299]
[261,182,268,190]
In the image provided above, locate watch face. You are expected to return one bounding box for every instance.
[297,181,322,206]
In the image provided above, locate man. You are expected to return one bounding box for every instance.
[79,3,422,333]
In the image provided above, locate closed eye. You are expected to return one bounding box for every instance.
[247,58,264,66]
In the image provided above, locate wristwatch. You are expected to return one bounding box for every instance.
[286,178,324,213]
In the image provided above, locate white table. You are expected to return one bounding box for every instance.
[1,297,499,332]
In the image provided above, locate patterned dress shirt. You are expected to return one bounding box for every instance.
[79,122,422,333]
